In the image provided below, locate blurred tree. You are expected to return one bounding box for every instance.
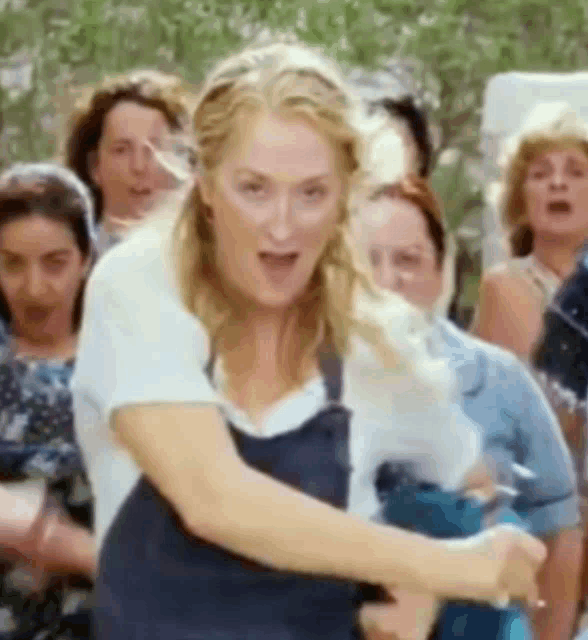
[0,0,586,317]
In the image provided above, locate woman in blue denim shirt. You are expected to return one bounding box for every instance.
[356,174,581,640]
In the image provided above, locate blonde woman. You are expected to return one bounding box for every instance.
[72,40,545,640]
[474,102,588,620]
[474,101,588,359]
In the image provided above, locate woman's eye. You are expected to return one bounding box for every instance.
[529,169,548,180]
[112,146,128,155]
[369,250,381,267]
[301,186,327,201]
[45,259,67,272]
[240,182,266,196]
[570,167,588,177]
[1,259,21,272]
[396,253,421,266]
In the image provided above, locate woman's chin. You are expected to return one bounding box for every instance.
[253,289,301,310]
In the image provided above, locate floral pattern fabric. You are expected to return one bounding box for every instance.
[0,320,92,640]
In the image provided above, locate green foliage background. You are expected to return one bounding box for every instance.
[1,0,587,314]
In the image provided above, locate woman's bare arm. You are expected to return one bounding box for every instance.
[113,403,546,603]
[475,272,544,359]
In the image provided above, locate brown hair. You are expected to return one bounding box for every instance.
[62,69,191,224]
[502,135,588,257]
[372,174,446,266]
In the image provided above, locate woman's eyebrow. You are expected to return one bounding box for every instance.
[235,168,331,182]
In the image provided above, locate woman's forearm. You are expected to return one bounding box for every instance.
[115,405,544,605]
[189,463,457,596]
[532,528,582,640]
[117,405,453,594]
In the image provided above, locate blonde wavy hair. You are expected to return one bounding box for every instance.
[172,38,391,386]
[502,135,588,257]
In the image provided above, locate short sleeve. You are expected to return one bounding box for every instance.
[71,264,220,425]
[506,360,580,535]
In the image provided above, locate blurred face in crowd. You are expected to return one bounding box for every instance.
[524,146,588,239]
[0,213,89,342]
[201,111,343,310]
[361,196,442,310]
[91,100,173,225]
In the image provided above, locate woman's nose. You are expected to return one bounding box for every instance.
[24,268,47,297]
[130,145,151,175]
[379,261,404,293]
[266,195,294,241]
[549,170,569,191]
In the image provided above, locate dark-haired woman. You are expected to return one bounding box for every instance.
[62,69,192,254]
[0,163,95,640]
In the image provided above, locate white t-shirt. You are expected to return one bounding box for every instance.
[72,221,481,550]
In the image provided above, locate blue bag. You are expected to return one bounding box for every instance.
[377,464,531,640]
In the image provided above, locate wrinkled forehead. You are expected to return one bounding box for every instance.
[358,197,430,247]
[524,138,588,167]
[217,110,338,182]
[101,101,172,143]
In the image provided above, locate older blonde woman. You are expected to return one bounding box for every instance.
[474,101,588,359]
[72,39,545,640]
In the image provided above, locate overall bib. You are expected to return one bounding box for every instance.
[94,350,358,640]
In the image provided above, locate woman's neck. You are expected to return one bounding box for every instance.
[221,307,316,422]
[532,234,584,281]
[102,207,148,232]
[11,325,77,360]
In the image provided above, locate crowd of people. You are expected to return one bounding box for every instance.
[0,35,586,640]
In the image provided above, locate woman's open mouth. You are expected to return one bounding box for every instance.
[258,252,300,284]
[23,305,52,324]
[129,187,153,199]
[547,200,572,214]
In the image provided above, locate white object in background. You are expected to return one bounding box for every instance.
[480,72,588,271]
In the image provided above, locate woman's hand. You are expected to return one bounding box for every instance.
[6,500,96,587]
[359,590,440,640]
[441,524,547,606]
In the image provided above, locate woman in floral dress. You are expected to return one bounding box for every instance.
[0,163,95,640]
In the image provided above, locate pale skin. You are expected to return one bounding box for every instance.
[476,147,588,359]
[0,213,95,582]
[113,110,546,621]
[475,146,588,637]
[360,195,582,640]
[90,100,175,232]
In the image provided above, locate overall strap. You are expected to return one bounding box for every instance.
[317,344,343,405]
[205,344,343,404]
[204,347,215,385]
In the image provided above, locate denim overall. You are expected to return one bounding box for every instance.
[94,349,359,640]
